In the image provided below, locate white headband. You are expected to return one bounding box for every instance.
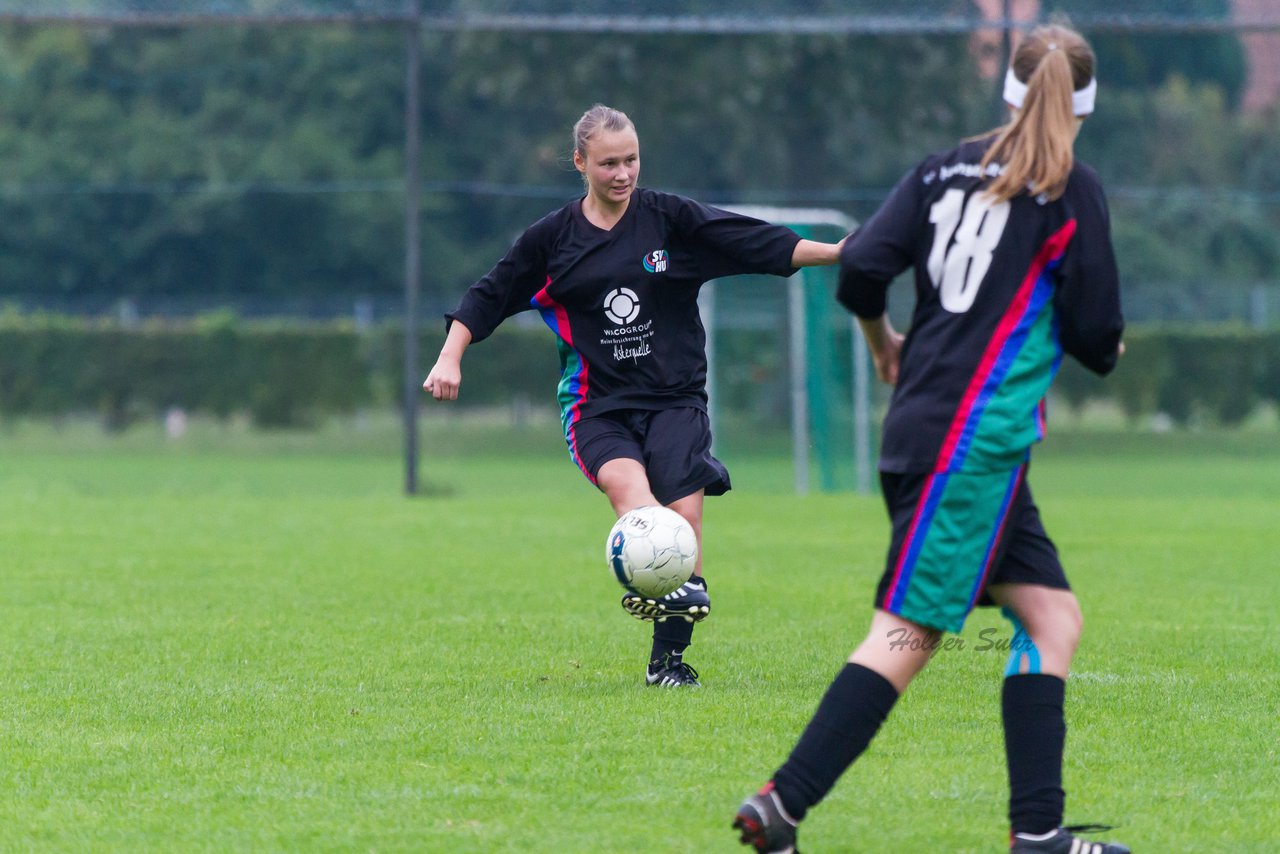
[1003,66,1097,116]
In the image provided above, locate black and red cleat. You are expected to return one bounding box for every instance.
[732,782,800,854]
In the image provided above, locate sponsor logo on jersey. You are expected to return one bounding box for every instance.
[642,249,669,273]
[925,158,1008,188]
[604,287,641,325]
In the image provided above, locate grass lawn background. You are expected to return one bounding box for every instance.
[1,415,1276,852]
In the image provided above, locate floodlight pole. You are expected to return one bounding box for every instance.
[402,0,423,495]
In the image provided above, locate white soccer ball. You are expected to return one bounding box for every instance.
[606,505,698,598]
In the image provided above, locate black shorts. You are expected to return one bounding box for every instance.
[567,407,731,505]
[876,465,1069,633]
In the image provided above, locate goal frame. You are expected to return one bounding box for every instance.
[702,206,872,494]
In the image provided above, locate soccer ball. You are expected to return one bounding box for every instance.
[606,505,698,598]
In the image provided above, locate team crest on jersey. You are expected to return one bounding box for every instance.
[604,287,641,325]
[642,249,669,273]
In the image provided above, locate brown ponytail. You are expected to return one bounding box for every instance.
[980,25,1095,203]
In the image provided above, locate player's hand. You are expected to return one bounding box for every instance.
[863,318,904,385]
[871,329,904,385]
[423,358,461,401]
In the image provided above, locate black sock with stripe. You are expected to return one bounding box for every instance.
[648,576,705,668]
[770,663,899,821]
[1003,673,1067,834]
[649,618,694,668]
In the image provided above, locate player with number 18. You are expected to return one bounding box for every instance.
[735,23,1128,854]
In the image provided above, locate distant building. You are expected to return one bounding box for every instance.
[971,0,1279,113]
[1236,0,1280,112]
[970,0,1040,79]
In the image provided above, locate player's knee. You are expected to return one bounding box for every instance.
[1036,592,1082,639]
[1057,594,1084,648]
[1001,593,1082,676]
[1033,598,1082,669]
[598,462,656,513]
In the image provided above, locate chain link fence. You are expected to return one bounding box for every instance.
[0,1,1275,325]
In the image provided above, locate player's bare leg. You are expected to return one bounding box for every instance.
[848,609,937,692]
[664,490,705,579]
[597,457,658,516]
[640,488,708,685]
[985,583,1082,678]
[598,461,707,684]
[985,584,1127,854]
[599,458,664,621]
[598,458,710,625]
[627,489,710,624]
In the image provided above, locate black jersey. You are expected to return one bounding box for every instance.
[447,187,801,426]
[838,138,1124,474]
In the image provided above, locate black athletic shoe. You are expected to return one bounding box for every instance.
[645,655,700,688]
[1011,825,1130,854]
[621,578,710,623]
[733,783,800,853]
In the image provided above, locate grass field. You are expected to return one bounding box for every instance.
[1,415,1277,852]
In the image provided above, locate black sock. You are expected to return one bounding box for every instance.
[1003,674,1066,834]
[649,618,694,668]
[771,663,899,821]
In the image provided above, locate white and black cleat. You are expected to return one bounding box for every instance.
[645,655,700,688]
[621,578,711,623]
[1011,825,1130,854]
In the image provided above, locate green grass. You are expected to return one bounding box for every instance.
[1,416,1277,852]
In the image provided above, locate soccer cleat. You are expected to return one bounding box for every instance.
[621,578,710,623]
[1010,825,1130,854]
[733,783,800,853]
[646,655,701,688]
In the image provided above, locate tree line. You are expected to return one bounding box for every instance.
[0,18,1273,315]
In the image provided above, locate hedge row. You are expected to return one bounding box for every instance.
[1055,326,1280,425]
[1,314,1276,428]
[0,312,562,429]
[0,313,372,429]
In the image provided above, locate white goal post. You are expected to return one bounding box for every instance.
[701,206,873,495]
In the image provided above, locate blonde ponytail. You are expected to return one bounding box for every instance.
[573,104,635,158]
[980,25,1095,203]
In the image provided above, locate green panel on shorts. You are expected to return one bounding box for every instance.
[893,468,1020,633]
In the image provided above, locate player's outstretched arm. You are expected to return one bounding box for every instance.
[790,235,849,268]
[423,321,473,401]
[857,314,904,385]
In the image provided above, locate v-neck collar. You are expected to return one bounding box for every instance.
[576,192,635,235]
